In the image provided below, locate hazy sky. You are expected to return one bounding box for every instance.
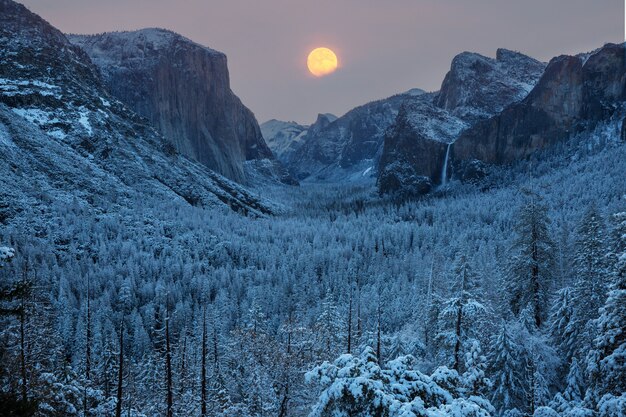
[21,0,624,124]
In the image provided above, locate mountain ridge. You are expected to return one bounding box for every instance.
[69,28,281,184]
[0,0,276,220]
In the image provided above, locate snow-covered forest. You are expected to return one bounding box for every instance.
[1,112,625,417]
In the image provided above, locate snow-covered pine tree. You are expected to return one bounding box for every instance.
[570,206,609,358]
[462,340,491,397]
[436,253,487,372]
[563,357,585,403]
[490,321,524,414]
[585,211,626,413]
[315,289,343,360]
[548,287,578,365]
[0,246,15,266]
[508,194,556,328]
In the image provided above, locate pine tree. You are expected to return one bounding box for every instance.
[508,195,556,328]
[462,340,491,397]
[526,351,550,415]
[563,358,585,402]
[315,289,343,360]
[490,321,524,414]
[586,211,626,406]
[570,206,609,357]
[436,254,487,372]
[548,287,579,364]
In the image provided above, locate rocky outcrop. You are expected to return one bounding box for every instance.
[452,43,626,167]
[69,29,274,183]
[261,119,309,164]
[0,0,275,218]
[378,49,546,195]
[436,49,545,121]
[272,89,424,182]
[377,96,460,195]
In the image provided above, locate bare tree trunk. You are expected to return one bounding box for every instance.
[347,284,353,354]
[356,275,362,343]
[165,313,173,417]
[115,318,124,417]
[376,295,382,364]
[179,330,187,396]
[201,309,207,417]
[453,264,466,372]
[86,275,91,380]
[84,274,92,417]
[278,312,293,417]
[18,262,30,403]
[212,317,219,367]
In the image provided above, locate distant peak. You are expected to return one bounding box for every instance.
[496,48,542,65]
[315,113,338,123]
[404,88,426,96]
[69,27,223,57]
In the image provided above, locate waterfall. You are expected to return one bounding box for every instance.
[441,143,451,186]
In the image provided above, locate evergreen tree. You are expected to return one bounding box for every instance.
[314,290,343,360]
[436,254,487,372]
[563,358,585,402]
[508,195,556,328]
[570,206,609,357]
[462,340,491,397]
[586,211,626,408]
[548,287,578,364]
[490,321,524,414]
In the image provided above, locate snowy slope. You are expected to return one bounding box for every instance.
[286,50,545,185]
[260,119,310,164]
[0,0,276,219]
[69,29,279,184]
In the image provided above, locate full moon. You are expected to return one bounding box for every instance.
[307,47,338,77]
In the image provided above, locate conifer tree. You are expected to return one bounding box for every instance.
[549,287,579,364]
[508,195,556,328]
[315,289,343,360]
[586,211,626,407]
[436,254,487,372]
[563,358,585,402]
[570,206,609,356]
[490,321,524,414]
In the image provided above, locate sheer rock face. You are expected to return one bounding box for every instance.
[261,119,309,165]
[378,49,546,196]
[70,29,273,183]
[274,91,423,183]
[436,49,546,122]
[377,95,465,195]
[0,0,275,219]
[452,43,626,166]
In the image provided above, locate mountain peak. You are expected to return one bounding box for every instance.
[436,48,546,120]
[69,28,224,63]
[69,28,278,184]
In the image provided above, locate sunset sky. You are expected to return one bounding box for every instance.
[21,0,624,125]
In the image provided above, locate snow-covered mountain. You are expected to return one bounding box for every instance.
[452,43,626,171]
[267,91,424,183]
[272,49,545,187]
[260,118,310,164]
[69,29,287,185]
[379,43,626,197]
[378,49,547,195]
[0,0,276,219]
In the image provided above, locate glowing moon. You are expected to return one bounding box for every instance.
[307,47,338,77]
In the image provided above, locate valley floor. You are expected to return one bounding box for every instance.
[1,123,625,416]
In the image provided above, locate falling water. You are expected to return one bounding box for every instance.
[441,143,451,186]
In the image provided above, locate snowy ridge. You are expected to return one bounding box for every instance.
[0,0,276,218]
[403,95,469,144]
[260,119,310,163]
[68,28,224,72]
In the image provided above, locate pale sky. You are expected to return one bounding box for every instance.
[21,0,624,125]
